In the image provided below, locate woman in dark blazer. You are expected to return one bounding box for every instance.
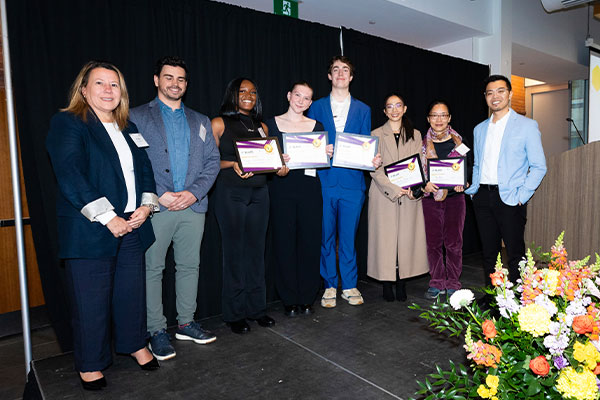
[46,61,160,390]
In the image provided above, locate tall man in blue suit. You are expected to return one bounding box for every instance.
[465,75,546,287]
[307,55,380,308]
[130,56,220,360]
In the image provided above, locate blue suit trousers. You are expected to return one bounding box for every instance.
[321,186,365,290]
[65,230,147,372]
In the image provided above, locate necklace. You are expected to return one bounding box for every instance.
[239,116,255,132]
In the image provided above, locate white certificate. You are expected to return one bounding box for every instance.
[282,132,330,170]
[385,154,425,189]
[332,132,379,171]
[234,137,284,174]
[427,157,466,187]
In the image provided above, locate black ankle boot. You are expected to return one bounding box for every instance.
[383,282,394,302]
[396,279,407,302]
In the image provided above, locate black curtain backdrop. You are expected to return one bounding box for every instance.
[6,0,488,350]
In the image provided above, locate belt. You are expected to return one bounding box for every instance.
[481,184,498,191]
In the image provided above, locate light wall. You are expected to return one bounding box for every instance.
[526,83,571,157]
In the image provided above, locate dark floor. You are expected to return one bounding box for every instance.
[2,253,486,400]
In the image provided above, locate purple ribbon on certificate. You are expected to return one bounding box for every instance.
[338,134,375,146]
[429,158,463,168]
[387,157,417,173]
[237,140,270,149]
[286,134,325,144]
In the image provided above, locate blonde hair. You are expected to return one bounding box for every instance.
[62,61,129,130]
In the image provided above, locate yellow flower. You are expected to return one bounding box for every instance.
[477,385,491,398]
[573,341,600,369]
[556,367,598,400]
[517,304,551,337]
[485,374,499,389]
[544,268,560,296]
[477,378,498,399]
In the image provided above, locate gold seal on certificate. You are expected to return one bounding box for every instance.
[384,154,425,189]
[282,132,330,170]
[234,137,284,174]
[427,157,466,187]
[332,132,379,172]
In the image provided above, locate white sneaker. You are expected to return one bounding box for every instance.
[321,287,337,308]
[341,288,364,306]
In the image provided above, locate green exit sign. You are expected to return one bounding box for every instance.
[274,0,298,18]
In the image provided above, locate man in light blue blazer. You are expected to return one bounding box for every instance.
[130,56,220,360]
[307,55,379,308]
[465,75,546,287]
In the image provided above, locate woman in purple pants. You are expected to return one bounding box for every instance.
[421,99,467,300]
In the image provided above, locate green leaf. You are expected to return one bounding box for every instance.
[526,380,542,396]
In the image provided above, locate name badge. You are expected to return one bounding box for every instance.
[257,127,266,138]
[129,133,149,148]
[455,143,470,156]
[304,168,317,177]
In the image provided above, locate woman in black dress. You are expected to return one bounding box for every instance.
[211,78,287,334]
[266,81,332,316]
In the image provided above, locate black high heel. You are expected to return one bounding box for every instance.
[382,282,395,302]
[79,375,107,391]
[131,354,160,371]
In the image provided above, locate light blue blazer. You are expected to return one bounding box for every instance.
[465,109,547,205]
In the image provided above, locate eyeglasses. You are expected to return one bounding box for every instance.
[428,113,450,120]
[385,103,404,111]
[484,88,509,97]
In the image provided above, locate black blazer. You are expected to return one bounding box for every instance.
[46,111,156,258]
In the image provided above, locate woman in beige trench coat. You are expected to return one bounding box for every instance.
[368,93,429,302]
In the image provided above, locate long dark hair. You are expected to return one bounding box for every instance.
[384,93,414,143]
[218,77,263,121]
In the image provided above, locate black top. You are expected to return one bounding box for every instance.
[266,117,324,194]
[433,139,455,159]
[218,114,267,187]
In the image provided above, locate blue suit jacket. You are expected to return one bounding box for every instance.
[307,95,371,190]
[46,111,156,259]
[130,99,220,213]
[465,109,547,205]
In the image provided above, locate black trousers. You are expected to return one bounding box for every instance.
[214,183,269,322]
[472,186,527,285]
[64,230,146,372]
[269,181,322,306]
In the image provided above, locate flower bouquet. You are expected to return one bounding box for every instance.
[409,233,600,400]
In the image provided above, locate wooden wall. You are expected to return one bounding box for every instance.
[525,141,600,260]
[510,75,526,115]
[0,23,44,313]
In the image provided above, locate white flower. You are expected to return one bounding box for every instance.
[449,289,475,310]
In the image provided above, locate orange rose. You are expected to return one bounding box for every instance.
[529,356,550,376]
[490,271,504,287]
[482,319,497,340]
[573,315,594,335]
[594,363,600,375]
